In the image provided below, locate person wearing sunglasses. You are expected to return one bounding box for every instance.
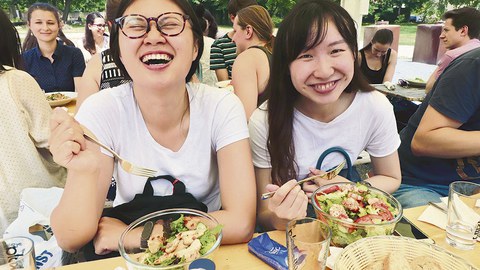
[49,0,256,255]
[358,29,398,84]
[78,12,110,63]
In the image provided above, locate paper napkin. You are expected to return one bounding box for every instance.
[417,197,448,230]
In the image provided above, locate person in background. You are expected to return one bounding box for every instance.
[204,8,218,39]
[194,3,218,86]
[395,47,480,208]
[78,12,110,63]
[76,0,130,110]
[0,9,66,233]
[249,0,401,231]
[209,0,257,82]
[22,27,74,52]
[231,5,274,118]
[22,3,85,93]
[358,28,398,84]
[49,0,256,254]
[425,7,480,93]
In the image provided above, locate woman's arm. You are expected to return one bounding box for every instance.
[231,51,261,119]
[255,167,308,231]
[76,54,102,111]
[210,138,256,243]
[383,49,398,83]
[364,151,401,194]
[49,108,113,252]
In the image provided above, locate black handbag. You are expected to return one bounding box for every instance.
[82,175,207,261]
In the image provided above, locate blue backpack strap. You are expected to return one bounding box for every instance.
[316,147,353,180]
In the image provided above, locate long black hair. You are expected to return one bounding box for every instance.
[267,0,373,185]
[109,0,203,82]
[0,9,22,72]
[83,12,105,55]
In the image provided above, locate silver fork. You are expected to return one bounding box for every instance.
[261,159,346,200]
[83,133,157,178]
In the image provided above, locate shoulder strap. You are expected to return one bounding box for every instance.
[316,147,353,179]
[143,175,186,195]
[248,46,272,67]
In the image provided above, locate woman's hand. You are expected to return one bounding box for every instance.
[93,217,128,255]
[266,179,308,221]
[49,107,99,173]
[303,167,349,197]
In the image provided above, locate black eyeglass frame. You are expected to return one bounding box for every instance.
[114,12,190,39]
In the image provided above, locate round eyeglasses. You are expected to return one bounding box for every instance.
[114,12,190,39]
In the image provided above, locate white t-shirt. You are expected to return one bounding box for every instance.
[249,91,400,180]
[76,82,248,211]
[200,36,218,86]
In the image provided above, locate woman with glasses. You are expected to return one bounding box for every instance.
[249,0,401,231]
[358,29,398,84]
[49,0,256,255]
[22,3,85,93]
[78,12,109,63]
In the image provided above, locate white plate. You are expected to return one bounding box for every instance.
[406,78,427,88]
[45,91,77,107]
[215,80,232,88]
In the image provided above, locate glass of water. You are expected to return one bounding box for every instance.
[446,181,480,250]
[0,236,36,269]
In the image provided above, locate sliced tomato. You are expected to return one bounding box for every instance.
[354,214,383,224]
[372,202,394,221]
[322,185,340,194]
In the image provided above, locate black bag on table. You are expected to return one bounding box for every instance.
[82,175,208,261]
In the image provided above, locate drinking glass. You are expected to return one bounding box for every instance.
[446,181,480,250]
[0,236,36,269]
[286,217,331,270]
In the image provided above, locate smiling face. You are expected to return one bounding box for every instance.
[231,16,248,53]
[28,10,59,44]
[89,17,106,37]
[439,18,466,49]
[289,21,354,106]
[118,0,198,89]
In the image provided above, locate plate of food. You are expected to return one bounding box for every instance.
[215,80,234,92]
[45,91,77,107]
[405,77,427,88]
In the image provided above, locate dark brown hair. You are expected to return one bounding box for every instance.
[83,12,105,55]
[443,7,480,39]
[0,9,22,71]
[266,0,373,185]
[109,0,203,82]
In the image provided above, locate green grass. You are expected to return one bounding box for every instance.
[398,23,418,46]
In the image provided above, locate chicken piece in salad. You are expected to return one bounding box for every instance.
[138,215,222,266]
[314,183,400,246]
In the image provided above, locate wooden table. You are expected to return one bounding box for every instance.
[403,206,480,269]
[54,206,479,269]
[55,230,286,270]
[373,83,426,102]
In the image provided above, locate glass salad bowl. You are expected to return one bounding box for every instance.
[119,208,222,270]
[311,182,403,247]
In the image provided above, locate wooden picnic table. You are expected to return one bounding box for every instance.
[372,83,426,102]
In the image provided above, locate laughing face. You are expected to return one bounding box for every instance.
[89,17,106,38]
[118,0,198,89]
[28,10,59,44]
[289,21,354,106]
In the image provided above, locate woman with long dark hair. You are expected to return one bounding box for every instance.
[249,0,401,231]
[78,12,109,62]
[22,2,85,92]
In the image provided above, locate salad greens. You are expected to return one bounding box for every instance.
[138,214,222,266]
[314,183,399,247]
